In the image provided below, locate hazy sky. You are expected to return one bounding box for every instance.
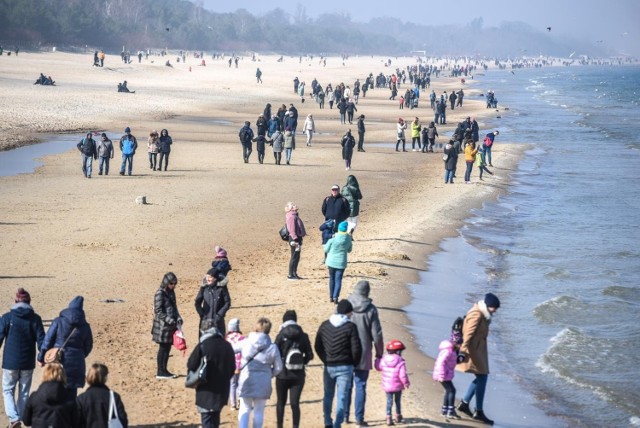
[201,0,639,56]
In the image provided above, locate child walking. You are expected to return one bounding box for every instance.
[375,340,410,426]
[432,331,463,420]
[225,318,245,410]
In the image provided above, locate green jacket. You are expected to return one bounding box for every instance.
[341,176,362,217]
[323,232,353,269]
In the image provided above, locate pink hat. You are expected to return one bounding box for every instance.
[215,246,227,258]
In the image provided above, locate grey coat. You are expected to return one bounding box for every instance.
[348,293,384,371]
[236,332,282,399]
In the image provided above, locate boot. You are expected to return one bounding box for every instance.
[446,406,460,419]
[385,416,395,426]
[395,414,403,424]
[441,406,447,416]
[473,410,494,425]
[457,400,473,417]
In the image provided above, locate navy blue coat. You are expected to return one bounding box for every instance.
[0,303,45,370]
[38,296,93,389]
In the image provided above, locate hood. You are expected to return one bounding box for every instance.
[349,293,372,313]
[346,175,359,188]
[200,327,223,343]
[10,302,34,318]
[39,381,68,404]
[381,353,403,368]
[279,322,303,341]
[477,300,492,321]
[329,314,350,328]
[247,331,272,349]
[59,296,86,326]
[216,276,229,288]
[439,339,455,352]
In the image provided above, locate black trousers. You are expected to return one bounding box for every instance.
[358,132,364,150]
[276,377,305,428]
[157,342,172,374]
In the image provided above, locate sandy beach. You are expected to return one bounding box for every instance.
[0,51,520,427]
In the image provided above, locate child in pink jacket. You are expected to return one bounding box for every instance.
[432,332,462,419]
[375,340,410,426]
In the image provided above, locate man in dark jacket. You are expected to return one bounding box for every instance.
[275,310,314,428]
[195,268,231,336]
[0,288,45,426]
[345,281,384,426]
[315,300,362,428]
[356,115,366,152]
[239,121,254,163]
[187,319,236,428]
[38,296,93,398]
[77,132,98,178]
[322,185,351,233]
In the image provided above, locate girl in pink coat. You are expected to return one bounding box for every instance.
[432,333,462,420]
[375,340,410,426]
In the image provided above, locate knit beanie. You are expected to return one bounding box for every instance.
[15,288,31,304]
[338,221,348,232]
[215,246,227,258]
[336,299,353,315]
[484,292,501,309]
[354,280,370,297]
[282,310,297,323]
[227,318,240,333]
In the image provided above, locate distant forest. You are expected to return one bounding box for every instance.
[0,0,610,57]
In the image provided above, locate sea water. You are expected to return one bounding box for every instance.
[406,66,640,427]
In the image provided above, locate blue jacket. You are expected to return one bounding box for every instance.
[0,303,45,370]
[319,219,335,245]
[38,296,93,389]
[323,232,353,270]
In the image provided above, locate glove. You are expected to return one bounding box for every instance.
[456,352,467,364]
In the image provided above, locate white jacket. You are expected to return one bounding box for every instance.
[236,332,282,399]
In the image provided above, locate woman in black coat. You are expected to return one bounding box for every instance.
[22,363,78,427]
[444,139,459,184]
[341,130,356,171]
[186,320,236,428]
[151,272,182,379]
[195,268,231,336]
[76,363,128,428]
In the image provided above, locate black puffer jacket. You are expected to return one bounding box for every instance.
[195,277,231,334]
[22,381,78,428]
[314,315,362,367]
[275,321,314,380]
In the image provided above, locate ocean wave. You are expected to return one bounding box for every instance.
[602,285,640,302]
[544,268,572,280]
[533,296,587,323]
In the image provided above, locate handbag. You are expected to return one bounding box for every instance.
[279,224,290,241]
[108,390,124,428]
[442,153,449,161]
[44,327,77,364]
[185,343,208,389]
[173,329,187,357]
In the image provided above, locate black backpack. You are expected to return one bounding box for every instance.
[284,342,305,371]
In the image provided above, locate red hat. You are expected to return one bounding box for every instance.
[15,288,31,304]
[386,339,406,351]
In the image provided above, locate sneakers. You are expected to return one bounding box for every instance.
[156,371,177,379]
[287,275,297,281]
[385,416,395,426]
[473,410,494,425]
[457,400,473,418]
[356,421,369,427]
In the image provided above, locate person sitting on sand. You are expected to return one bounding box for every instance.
[117,81,134,93]
[165,60,172,67]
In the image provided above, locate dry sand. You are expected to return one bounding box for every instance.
[0,51,521,427]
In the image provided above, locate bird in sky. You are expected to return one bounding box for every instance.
[165,27,170,31]
[546,27,551,32]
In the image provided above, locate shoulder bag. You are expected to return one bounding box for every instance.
[185,343,208,389]
[44,327,77,364]
[108,390,124,428]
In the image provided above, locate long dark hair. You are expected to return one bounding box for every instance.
[161,272,177,289]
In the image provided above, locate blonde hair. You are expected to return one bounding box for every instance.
[284,202,297,213]
[86,363,109,386]
[43,363,67,384]
[255,317,272,334]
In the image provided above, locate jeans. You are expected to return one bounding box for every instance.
[395,139,406,151]
[323,365,354,428]
[276,377,305,428]
[99,156,111,175]
[340,113,346,124]
[148,152,157,169]
[464,161,474,182]
[441,380,456,407]
[243,144,252,162]
[463,373,488,411]
[484,145,492,165]
[445,169,454,183]
[3,369,33,422]
[201,410,221,428]
[238,397,267,428]
[385,391,402,416]
[120,153,134,175]
[285,148,292,163]
[81,154,93,177]
[159,152,170,170]
[345,369,369,423]
[328,267,345,300]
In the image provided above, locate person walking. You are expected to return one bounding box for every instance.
[22,363,78,427]
[97,133,114,175]
[346,99,357,124]
[345,281,384,427]
[158,129,173,171]
[341,130,356,171]
[443,140,458,184]
[284,128,295,165]
[374,340,410,426]
[315,300,362,428]
[225,319,246,410]
[0,288,45,428]
[256,68,263,84]
[456,293,501,425]
[356,115,365,152]
[274,310,314,428]
[236,318,283,428]
[77,132,97,178]
[303,114,316,147]
[151,272,182,379]
[239,121,254,164]
[396,118,407,152]
[433,332,462,420]
[425,121,438,153]
[37,296,93,399]
[195,268,231,336]
[270,129,284,165]
[322,185,351,234]
[410,118,421,151]
[324,221,353,303]
[76,363,129,427]
[285,202,306,280]
[119,127,137,176]
[340,175,362,238]
[187,319,236,428]
[147,130,160,171]
[476,145,493,181]
[482,131,499,167]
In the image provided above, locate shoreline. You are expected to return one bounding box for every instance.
[0,51,524,426]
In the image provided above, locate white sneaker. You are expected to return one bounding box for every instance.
[412,149,416,151]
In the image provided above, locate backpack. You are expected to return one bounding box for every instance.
[484,135,493,147]
[284,342,305,371]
